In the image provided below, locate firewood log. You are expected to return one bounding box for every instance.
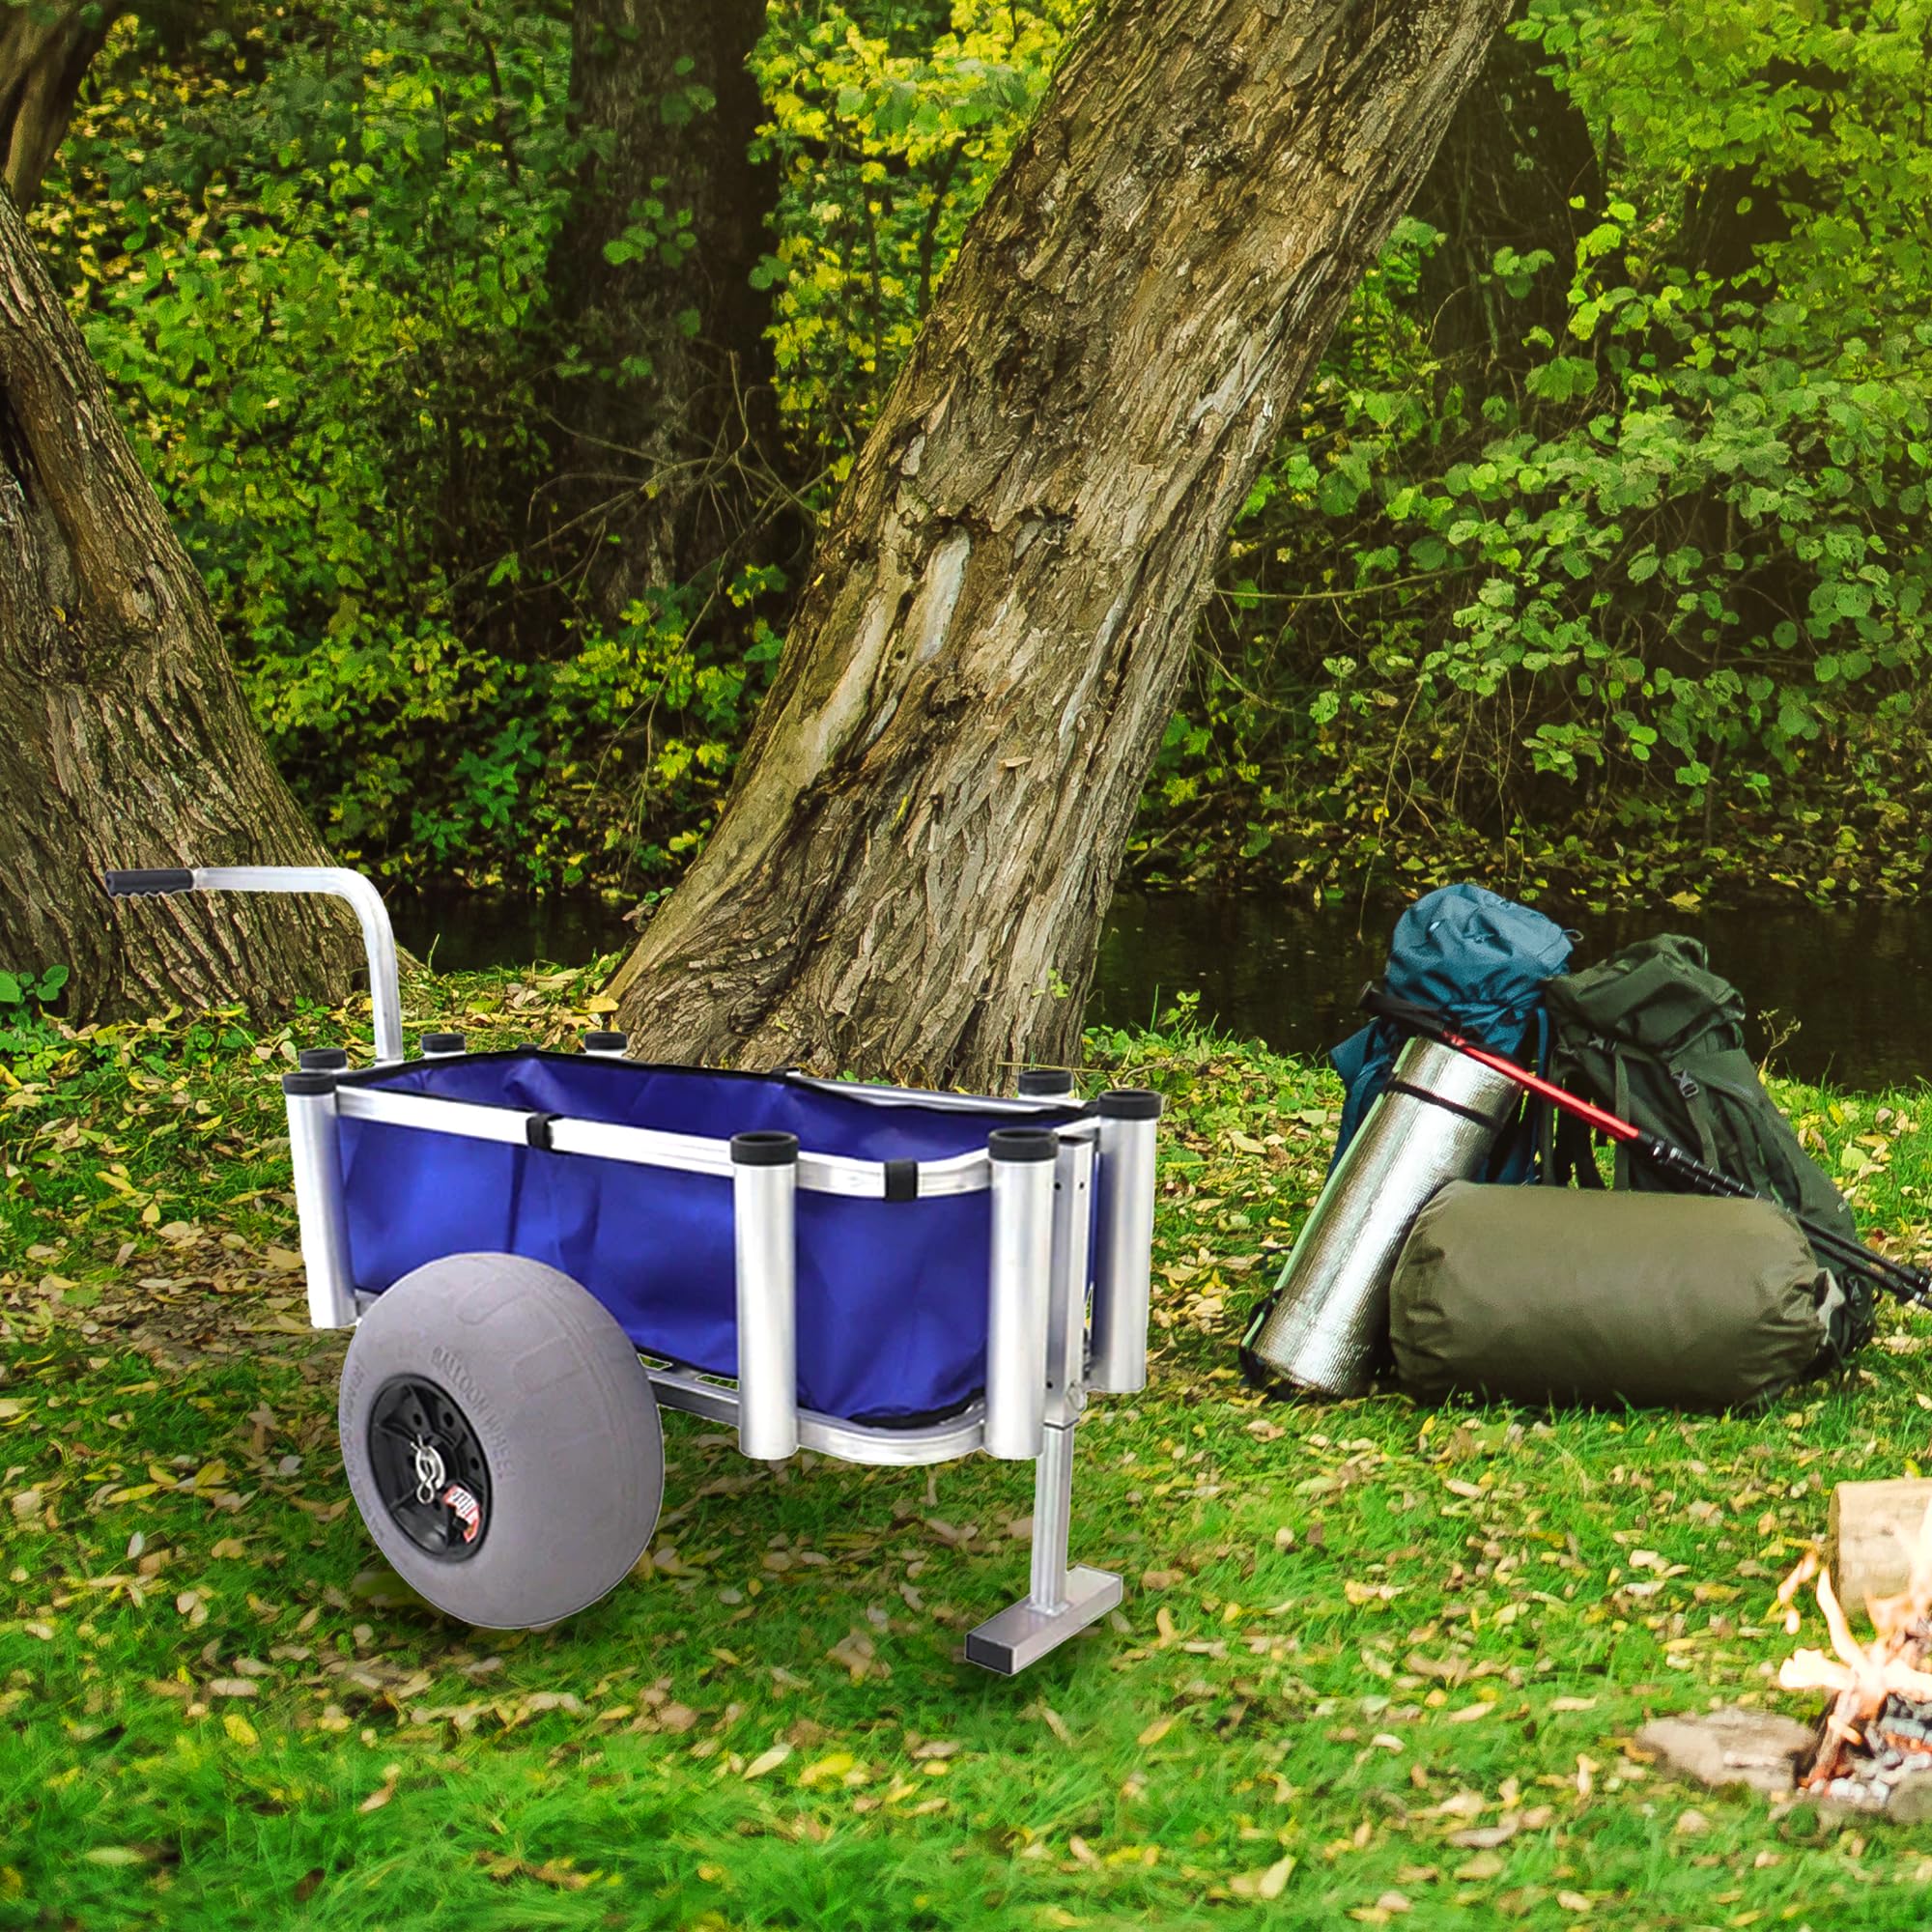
[1829,1479,1932,1617]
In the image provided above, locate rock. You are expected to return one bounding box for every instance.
[1638,1704,1932,1822]
[1881,1773,1932,1825]
[1635,1706,1814,1800]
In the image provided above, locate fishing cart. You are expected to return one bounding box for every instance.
[102,866,1161,1674]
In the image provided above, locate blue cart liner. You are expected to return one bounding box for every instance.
[334,1053,1084,1425]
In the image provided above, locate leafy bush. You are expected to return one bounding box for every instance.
[1146,2,1932,901]
[752,0,1078,471]
[38,2,780,891]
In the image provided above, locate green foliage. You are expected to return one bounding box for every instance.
[35,2,783,893]
[752,0,1079,470]
[29,1,1070,894]
[1146,2,1932,901]
[0,964,67,1012]
[0,966,71,1080]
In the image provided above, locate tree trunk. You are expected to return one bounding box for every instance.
[543,0,781,620]
[609,0,1511,1088]
[0,181,356,1019]
[0,0,123,208]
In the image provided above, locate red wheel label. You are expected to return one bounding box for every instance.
[441,1484,483,1544]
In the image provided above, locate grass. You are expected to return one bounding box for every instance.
[7,967,1932,1929]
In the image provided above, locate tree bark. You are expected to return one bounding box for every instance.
[543,0,781,620]
[0,179,356,1019]
[610,0,1512,1088]
[0,0,124,208]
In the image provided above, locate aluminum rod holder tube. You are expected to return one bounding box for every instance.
[730,1131,801,1461]
[282,1069,357,1328]
[984,1127,1059,1460]
[1242,1036,1521,1399]
[1088,1088,1162,1394]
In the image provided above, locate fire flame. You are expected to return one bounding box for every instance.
[1777,1500,1932,1789]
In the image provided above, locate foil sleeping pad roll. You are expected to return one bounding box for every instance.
[1241,1036,1522,1400]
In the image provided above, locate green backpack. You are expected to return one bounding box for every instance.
[1541,935,1861,1266]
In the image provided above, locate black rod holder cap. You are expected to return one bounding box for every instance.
[298,1047,348,1072]
[583,1030,629,1053]
[420,1031,467,1055]
[1017,1068,1072,1096]
[1095,1088,1163,1121]
[281,1070,336,1096]
[731,1130,799,1167]
[988,1126,1059,1162]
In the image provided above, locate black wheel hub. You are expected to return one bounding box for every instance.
[366,1376,492,1561]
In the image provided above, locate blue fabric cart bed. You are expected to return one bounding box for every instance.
[335,1052,1087,1424]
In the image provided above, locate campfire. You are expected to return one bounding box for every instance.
[1779,1500,1932,1807]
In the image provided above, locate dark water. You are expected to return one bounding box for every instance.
[1094,892,1932,1093]
[391,888,1932,1092]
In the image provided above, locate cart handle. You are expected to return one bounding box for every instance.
[104,865,404,1064]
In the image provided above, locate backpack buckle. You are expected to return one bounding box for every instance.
[1672,1068,1701,1100]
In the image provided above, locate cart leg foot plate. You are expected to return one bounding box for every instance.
[963,1566,1122,1675]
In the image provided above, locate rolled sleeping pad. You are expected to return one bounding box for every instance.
[1388,1181,1846,1410]
[1241,1036,1521,1399]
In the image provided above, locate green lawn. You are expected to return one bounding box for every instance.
[6,971,1932,1928]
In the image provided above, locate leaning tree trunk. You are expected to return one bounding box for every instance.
[0,183,356,1019]
[0,0,124,207]
[609,0,1511,1087]
[543,0,780,620]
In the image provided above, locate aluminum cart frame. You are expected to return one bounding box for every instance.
[103,866,1161,1673]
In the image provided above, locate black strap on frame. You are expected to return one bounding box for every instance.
[1383,1078,1505,1132]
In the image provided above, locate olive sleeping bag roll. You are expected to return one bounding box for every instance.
[1389,1182,1843,1410]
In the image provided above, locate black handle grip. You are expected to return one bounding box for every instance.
[102,868,196,897]
[1359,980,1454,1037]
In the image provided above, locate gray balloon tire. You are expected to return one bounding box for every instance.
[337,1252,664,1630]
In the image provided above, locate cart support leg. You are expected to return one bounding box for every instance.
[964,1422,1121,1673]
[282,1070,356,1329]
[967,1128,1120,1672]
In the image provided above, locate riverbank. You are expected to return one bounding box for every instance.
[7,978,1932,1928]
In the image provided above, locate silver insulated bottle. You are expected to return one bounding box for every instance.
[1241,1036,1522,1399]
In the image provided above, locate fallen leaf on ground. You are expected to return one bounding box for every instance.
[1446,1821,1519,1850]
